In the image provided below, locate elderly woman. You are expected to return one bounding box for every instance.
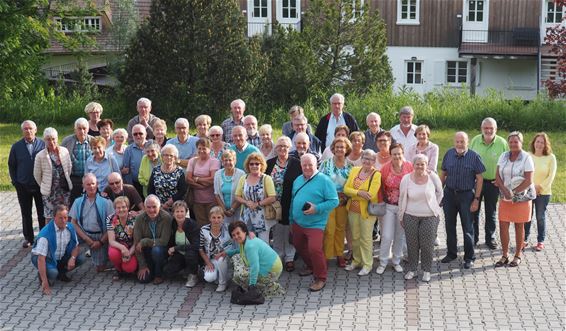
[148,145,187,211]
[343,149,381,276]
[234,153,277,244]
[375,131,393,170]
[320,137,353,267]
[33,128,73,219]
[86,136,120,192]
[97,119,114,147]
[347,131,365,166]
[186,138,220,226]
[321,125,351,162]
[106,128,127,169]
[214,150,245,225]
[376,143,413,275]
[228,221,285,297]
[266,136,302,272]
[259,124,276,160]
[199,207,233,292]
[405,125,439,173]
[107,196,138,281]
[195,115,212,139]
[398,155,443,282]
[524,133,557,252]
[209,125,229,160]
[85,101,103,136]
[495,132,536,268]
[138,142,162,197]
[152,119,169,147]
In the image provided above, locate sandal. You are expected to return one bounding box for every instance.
[509,256,522,267]
[112,273,122,281]
[285,261,295,272]
[495,256,509,268]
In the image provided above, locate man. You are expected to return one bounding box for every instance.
[288,115,323,154]
[314,93,360,148]
[61,117,93,206]
[102,172,144,212]
[134,195,172,284]
[363,112,385,152]
[166,118,198,168]
[440,132,485,269]
[221,99,246,144]
[469,118,509,249]
[229,126,260,170]
[9,120,46,248]
[31,205,84,295]
[122,124,151,197]
[390,106,418,152]
[126,97,161,143]
[290,154,339,292]
[243,115,261,147]
[70,173,114,272]
[289,132,321,164]
[282,105,313,137]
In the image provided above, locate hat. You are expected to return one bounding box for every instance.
[399,106,414,116]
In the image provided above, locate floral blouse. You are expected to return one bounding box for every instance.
[106,212,136,248]
[150,166,185,204]
[319,158,353,192]
[270,161,287,200]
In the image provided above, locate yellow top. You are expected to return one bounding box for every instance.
[343,166,381,220]
[530,153,557,195]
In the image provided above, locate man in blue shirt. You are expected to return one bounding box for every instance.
[230,126,259,170]
[166,118,198,169]
[122,124,151,197]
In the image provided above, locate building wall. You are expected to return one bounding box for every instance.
[476,58,538,99]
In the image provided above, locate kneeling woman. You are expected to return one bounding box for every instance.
[199,207,232,292]
[227,221,285,297]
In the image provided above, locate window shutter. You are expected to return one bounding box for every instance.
[433,61,445,85]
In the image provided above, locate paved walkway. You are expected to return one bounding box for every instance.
[0,191,564,330]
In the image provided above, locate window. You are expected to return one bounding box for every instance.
[546,1,564,24]
[446,61,468,84]
[406,61,423,84]
[55,17,101,33]
[282,0,298,19]
[468,0,485,22]
[352,0,365,19]
[253,0,268,18]
[397,0,420,25]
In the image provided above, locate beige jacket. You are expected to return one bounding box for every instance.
[34,147,73,196]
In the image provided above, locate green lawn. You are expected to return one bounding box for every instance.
[1,123,564,202]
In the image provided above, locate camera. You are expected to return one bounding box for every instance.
[302,202,311,211]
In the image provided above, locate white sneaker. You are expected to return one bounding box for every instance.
[85,249,91,258]
[185,274,198,288]
[375,265,386,275]
[422,272,431,282]
[358,268,371,276]
[393,264,404,273]
[344,263,358,271]
[216,284,227,292]
[404,271,415,280]
[434,237,440,246]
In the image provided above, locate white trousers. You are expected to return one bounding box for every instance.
[379,204,406,266]
[203,256,229,285]
[271,223,296,262]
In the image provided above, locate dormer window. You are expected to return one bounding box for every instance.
[55,17,101,33]
[397,0,420,25]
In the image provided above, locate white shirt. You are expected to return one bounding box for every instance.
[32,226,76,260]
[325,113,346,148]
[390,124,418,152]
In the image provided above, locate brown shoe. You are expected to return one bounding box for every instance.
[298,268,313,277]
[309,280,326,292]
[153,276,164,285]
[337,256,346,268]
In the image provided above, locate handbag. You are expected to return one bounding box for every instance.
[230,286,265,305]
[366,171,386,217]
[261,175,282,221]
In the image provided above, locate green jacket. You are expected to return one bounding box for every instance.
[133,210,172,268]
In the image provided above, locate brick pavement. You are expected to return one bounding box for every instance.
[0,191,564,330]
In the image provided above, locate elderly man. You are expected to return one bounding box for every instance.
[31,205,84,295]
[122,124,150,197]
[288,115,322,154]
[70,173,114,272]
[134,195,172,284]
[229,126,260,170]
[9,120,46,248]
[363,112,385,152]
[166,118,198,168]
[314,93,360,149]
[440,132,485,269]
[289,132,321,164]
[390,106,418,151]
[469,118,509,249]
[61,117,93,206]
[222,99,246,144]
[282,105,313,137]
[103,172,144,212]
[126,97,161,143]
[243,115,261,147]
[290,154,339,291]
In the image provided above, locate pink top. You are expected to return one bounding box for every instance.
[190,157,220,203]
[380,161,413,205]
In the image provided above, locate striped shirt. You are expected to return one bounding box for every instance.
[199,224,232,257]
[441,148,485,191]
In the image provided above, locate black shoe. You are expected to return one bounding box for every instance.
[22,240,32,248]
[486,240,497,250]
[57,273,72,282]
[463,261,474,269]
[441,255,456,263]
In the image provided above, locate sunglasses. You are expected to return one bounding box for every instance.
[109,181,121,186]
[249,162,261,166]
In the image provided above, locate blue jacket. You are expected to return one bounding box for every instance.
[33,221,78,269]
[72,193,113,232]
[8,138,45,187]
[290,172,339,229]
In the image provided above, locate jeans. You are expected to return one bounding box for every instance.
[472,179,498,243]
[524,195,550,243]
[139,246,167,283]
[443,188,475,261]
[32,253,85,281]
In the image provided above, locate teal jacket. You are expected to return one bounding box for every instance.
[32,221,78,269]
[289,172,339,229]
[228,237,279,285]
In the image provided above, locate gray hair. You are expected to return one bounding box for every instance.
[132,124,147,135]
[455,131,469,141]
[232,125,247,138]
[209,125,223,135]
[112,128,128,140]
[366,112,381,123]
[74,117,89,129]
[412,154,429,165]
[292,114,308,124]
[361,149,377,161]
[329,93,345,104]
[481,117,497,129]
[43,127,58,139]
[275,136,292,148]
[21,120,37,130]
[82,172,97,184]
[144,194,161,208]
[258,124,272,135]
[84,101,103,114]
[288,105,304,115]
[137,97,152,107]
[300,153,317,165]
[243,115,257,125]
[508,131,523,143]
[161,144,179,158]
[195,114,212,126]
[230,99,246,109]
[175,118,190,128]
[295,132,310,143]
[145,142,161,153]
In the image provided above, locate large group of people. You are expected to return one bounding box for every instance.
[8,94,557,297]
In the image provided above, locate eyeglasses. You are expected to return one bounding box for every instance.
[210,134,221,137]
[133,132,144,136]
[362,157,376,162]
[249,162,261,166]
[109,181,121,186]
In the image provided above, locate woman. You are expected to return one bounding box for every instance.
[227,221,285,297]
[321,125,351,161]
[186,138,220,226]
[495,131,536,268]
[138,143,162,197]
[214,150,245,225]
[195,115,212,139]
[163,201,200,287]
[152,119,169,148]
[97,119,114,147]
[524,133,557,251]
[234,153,277,244]
[209,125,229,161]
[86,136,120,191]
[376,143,413,275]
[266,136,302,272]
[107,196,138,280]
[347,131,365,166]
[405,125,439,173]
[199,207,233,292]
[33,127,73,219]
[106,128,128,169]
[343,149,381,276]
[85,101,103,136]
[375,131,392,170]
[259,124,276,160]
[398,154,443,282]
[319,137,353,267]
[148,144,187,211]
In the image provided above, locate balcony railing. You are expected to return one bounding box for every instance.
[459,28,540,56]
[246,21,301,37]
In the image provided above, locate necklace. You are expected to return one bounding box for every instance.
[221,169,233,183]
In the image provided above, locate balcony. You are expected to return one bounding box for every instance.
[246,21,301,37]
[459,28,540,57]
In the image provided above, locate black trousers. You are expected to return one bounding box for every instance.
[162,251,200,278]
[15,184,45,242]
[69,175,84,208]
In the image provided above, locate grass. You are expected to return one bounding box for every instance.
[1,123,564,202]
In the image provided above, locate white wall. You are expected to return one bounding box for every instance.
[476,59,538,100]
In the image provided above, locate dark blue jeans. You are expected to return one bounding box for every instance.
[443,188,475,262]
[139,246,167,283]
[472,179,499,244]
[32,253,85,281]
[524,195,550,243]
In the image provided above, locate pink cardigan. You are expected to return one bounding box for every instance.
[397,172,443,222]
